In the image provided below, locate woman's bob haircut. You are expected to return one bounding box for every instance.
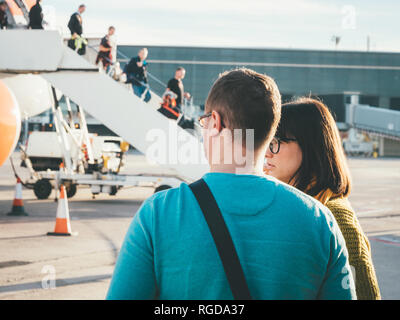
[276,97,351,198]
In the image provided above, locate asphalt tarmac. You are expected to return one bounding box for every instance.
[0,153,399,299]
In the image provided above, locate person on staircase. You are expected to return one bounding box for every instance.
[124,48,151,103]
[96,26,115,72]
[28,0,43,29]
[0,1,8,29]
[166,67,191,113]
[67,4,87,55]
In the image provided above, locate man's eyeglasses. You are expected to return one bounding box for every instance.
[269,137,297,154]
[198,112,225,128]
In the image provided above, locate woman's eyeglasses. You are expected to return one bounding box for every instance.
[269,137,297,154]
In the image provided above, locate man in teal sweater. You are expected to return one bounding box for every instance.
[106,68,356,300]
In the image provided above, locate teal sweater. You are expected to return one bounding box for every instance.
[106,172,356,300]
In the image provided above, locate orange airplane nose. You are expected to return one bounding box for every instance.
[0,80,21,167]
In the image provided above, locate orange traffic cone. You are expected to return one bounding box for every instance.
[47,185,77,236]
[8,177,28,216]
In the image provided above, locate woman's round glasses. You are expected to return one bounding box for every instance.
[269,137,297,154]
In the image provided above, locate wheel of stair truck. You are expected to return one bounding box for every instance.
[33,179,52,200]
[58,181,78,199]
[66,184,77,199]
[109,186,118,196]
[154,184,172,194]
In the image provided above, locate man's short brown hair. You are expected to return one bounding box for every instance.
[205,68,281,150]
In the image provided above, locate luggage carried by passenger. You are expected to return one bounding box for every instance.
[67,35,87,55]
[158,91,181,120]
[157,91,195,130]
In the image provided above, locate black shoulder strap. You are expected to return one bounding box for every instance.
[189,179,252,300]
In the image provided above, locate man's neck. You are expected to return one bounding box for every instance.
[209,161,264,176]
[207,134,266,176]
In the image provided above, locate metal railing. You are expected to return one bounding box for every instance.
[115,48,168,97]
[87,43,202,118]
[86,43,167,98]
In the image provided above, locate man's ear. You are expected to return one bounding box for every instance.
[209,111,223,137]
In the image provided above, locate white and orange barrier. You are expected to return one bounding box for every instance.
[8,177,28,216]
[47,185,77,236]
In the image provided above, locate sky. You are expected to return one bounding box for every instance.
[42,0,400,52]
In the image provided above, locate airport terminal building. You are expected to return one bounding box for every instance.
[119,45,400,156]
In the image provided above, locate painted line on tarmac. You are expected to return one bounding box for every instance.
[359,208,394,216]
[370,237,400,248]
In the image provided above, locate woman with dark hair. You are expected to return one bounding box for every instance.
[264,97,380,300]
